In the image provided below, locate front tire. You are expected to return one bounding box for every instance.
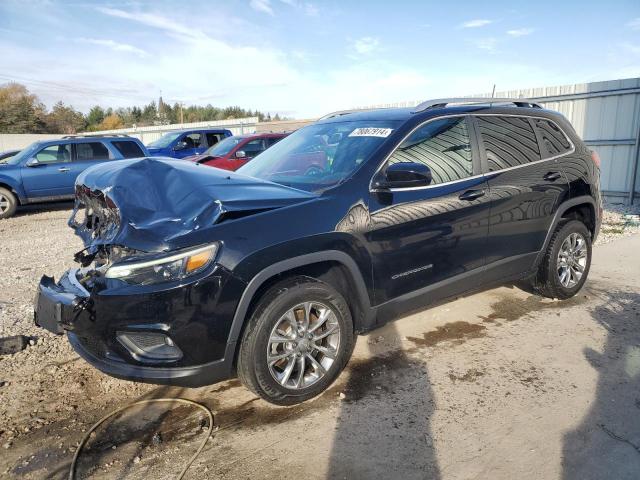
[533,220,592,299]
[237,276,354,405]
[0,187,17,219]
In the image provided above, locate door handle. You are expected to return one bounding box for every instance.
[458,189,486,201]
[58,167,70,172]
[544,171,562,181]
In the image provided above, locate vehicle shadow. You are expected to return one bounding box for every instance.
[326,322,441,479]
[562,288,640,479]
[14,201,74,218]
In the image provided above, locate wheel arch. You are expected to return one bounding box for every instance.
[224,250,376,368]
[0,179,24,205]
[534,195,597,268]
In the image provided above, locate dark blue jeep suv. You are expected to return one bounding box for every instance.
[0,135,148,219]
[34,98,602,405]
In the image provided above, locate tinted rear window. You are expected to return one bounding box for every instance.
[533,119,572,158]
[476,116,541,171]
[112,140,145,159]
[76,142,110,161]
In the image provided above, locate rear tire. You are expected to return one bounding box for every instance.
[0,187,17,219]
[533,220,592,299]
[237,276,354,405]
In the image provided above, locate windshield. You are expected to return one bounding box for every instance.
[147,132,182,148]
[4,144,39,165]
[236,120,400,192]
[205,137,243,157]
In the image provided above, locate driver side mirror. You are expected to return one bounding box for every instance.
[26,158,42,167]
[373,162,432,190]
[235,150,246,159]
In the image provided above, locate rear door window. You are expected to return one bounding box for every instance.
[387,117,474,185]
[532,119,572,158]
[182,133,202,148]
[34,144,72,164]
[476,116,541,171]
[75,142,110,161]
[205,133,224,147]
[112,140,145,159]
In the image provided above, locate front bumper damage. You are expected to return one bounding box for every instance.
[34,266,240,387]
[35,269,90,335]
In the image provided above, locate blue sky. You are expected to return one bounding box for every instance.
[0,0,639,118]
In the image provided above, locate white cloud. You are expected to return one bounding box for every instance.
[506,28,534,37]
[277,0,318,16]
[352,36,379,55]
[250,0,274,15]
[96,7,209,41]
[304,3,319,16]
[461,19,492,28]
[626,18,640,30]
[474,38,497,52]
[621,42,640,55]
[78,38,147,57]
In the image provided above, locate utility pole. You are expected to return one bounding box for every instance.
[180,102,184,124]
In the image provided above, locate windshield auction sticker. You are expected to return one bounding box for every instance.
[348,127,393,138]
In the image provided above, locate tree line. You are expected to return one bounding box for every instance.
[0,82,283,134]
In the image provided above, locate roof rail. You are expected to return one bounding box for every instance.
[413,97,542,112]
[61,133,132,139]
[318,109,371,121]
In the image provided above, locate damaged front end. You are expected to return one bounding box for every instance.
[33,158,313,386]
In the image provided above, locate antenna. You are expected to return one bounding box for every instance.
[491,84,496,99]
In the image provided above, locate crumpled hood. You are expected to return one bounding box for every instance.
[70,157,315,253]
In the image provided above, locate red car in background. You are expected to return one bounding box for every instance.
[184,133,287,171]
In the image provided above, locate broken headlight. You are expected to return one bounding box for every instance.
[105,244,218,285]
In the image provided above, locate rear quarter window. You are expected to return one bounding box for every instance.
[112,140,145,159]
[533,119,572,158]
[75,142,110,161]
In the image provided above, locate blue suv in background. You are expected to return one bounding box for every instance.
[0,135,148,219]
[146,129,233,158]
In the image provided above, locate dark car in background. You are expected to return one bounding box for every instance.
[146,128,232,159]
[35,98,601,406]
[0,149,20,162]
[0,135,147,219]
[183,132,287,171]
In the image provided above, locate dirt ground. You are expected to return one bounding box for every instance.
[1,202,639,480]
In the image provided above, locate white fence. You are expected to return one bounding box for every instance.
[0,134,62,151]
[88,117,259,144]
[0,117,260,151]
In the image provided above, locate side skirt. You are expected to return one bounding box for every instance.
[370,252,538,330]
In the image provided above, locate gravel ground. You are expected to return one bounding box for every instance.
[0,200,639,479]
